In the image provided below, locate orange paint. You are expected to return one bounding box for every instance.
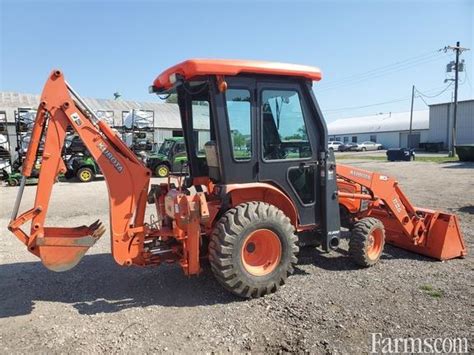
[241,229,282,276]
[337,164,467,260]
[153,59,322,91]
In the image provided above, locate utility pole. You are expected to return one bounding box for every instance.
[444,42,470,157]
[408,84,415,148]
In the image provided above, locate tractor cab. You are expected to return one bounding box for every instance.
[150,59,341,249]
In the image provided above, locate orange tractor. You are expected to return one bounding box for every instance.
[9,60,466,298]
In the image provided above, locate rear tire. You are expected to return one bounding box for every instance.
[349,217,385,267]
[154,164,170,177]
[77,167,94,183]
[209,202,298,298]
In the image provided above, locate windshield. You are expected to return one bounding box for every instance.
[158,140,174,155]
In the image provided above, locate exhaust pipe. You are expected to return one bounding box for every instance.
[329,235,340,250]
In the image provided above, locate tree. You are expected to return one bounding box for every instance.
[232,130,246,149]
[285,126,307,141]
[297,126,308,140]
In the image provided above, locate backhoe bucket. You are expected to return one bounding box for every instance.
[32,221,105,272]
[379,209,467,261]
[8,214,105,272]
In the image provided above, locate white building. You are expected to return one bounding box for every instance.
[327,110,429,148]
[428,99,474,148]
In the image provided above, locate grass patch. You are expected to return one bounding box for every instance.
[415,156,458,163]
[336,155,459,163]
[420,284,444,298]
[337,155,385,161]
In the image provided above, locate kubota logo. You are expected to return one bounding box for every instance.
[350,169,371,180]
[97,141,123,173]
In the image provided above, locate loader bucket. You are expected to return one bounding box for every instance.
[34,222,106,272]
[380,209,467,261]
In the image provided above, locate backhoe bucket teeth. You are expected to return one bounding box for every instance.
[381,210,467,261]
[36,220,106,272]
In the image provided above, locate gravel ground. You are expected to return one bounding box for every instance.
[0,160,472,354]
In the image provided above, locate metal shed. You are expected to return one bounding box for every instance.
[428,99,474,148]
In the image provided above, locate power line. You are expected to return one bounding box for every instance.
[316,51,449,92]
[322,97,411,113]
[415,82,453,98]
[317,54,448,93]
[322,83,455,115]
[320,50,441,87]
[416,94,429,107]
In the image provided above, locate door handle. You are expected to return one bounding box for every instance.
[298,162,316,170]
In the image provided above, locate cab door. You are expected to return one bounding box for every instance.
[257,80,319,226]
[212,76,257,183]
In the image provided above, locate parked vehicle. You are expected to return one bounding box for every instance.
[328,141,343,151]
[1,158,42,186]
[356,141,382,151]
[338,142,358,152]
[147,137,188,177]
[65,153,101,182]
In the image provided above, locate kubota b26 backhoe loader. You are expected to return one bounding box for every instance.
[8,60,467,298]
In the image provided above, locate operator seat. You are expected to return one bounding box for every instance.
[204,141,221,182]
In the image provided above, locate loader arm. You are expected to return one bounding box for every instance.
[336,164,466,260]
[8,70,151,271]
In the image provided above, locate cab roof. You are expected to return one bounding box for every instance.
[152,59,322,91]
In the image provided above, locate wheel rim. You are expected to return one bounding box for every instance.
[157,166,168,177]
[80,170,91,181]
[367,228,383,260]
[241,229,281,276]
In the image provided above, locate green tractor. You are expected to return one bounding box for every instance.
[0,158,41,186]
[147,137,188,177]
[63,135,101,183]
[64,153,101,183]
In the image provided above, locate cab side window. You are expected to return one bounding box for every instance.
[226,89,252,161]
[192,101,211,157]
[261,90,312,160]
[175,142,186,154]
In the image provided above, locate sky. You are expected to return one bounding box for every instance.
[0,0,473,122]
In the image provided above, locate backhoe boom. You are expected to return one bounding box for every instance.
[8,70,151,271]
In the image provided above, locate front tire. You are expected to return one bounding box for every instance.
[349,217,385,267]
[7,178,18,186]
[209,202,298,298]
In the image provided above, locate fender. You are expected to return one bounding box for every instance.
[222,182,299,228]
